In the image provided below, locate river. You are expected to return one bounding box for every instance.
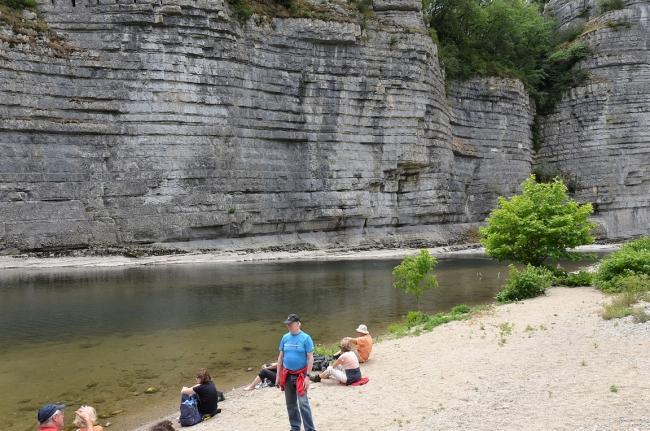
[0,255,596,430]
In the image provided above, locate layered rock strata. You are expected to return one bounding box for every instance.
[448,78,534,222]
[538,0,650,238]
[0,0,535,252]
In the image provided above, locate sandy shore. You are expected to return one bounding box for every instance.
[0,243,619,270]
[136,286,649,431]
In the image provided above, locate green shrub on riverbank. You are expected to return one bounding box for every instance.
[596,238,650,322]
[595,237,650,293]
[555,270,594,287]
[496,265,554,303]
[480,176,595,267]
[313,343,339,357]
[388,303,481,337]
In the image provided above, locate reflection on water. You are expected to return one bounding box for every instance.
[0,256,597,430]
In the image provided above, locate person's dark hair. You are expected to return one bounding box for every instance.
[150,420,176,431]
[196,368,211,384]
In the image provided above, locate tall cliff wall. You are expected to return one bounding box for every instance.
[448,78,534,222]
[537,0,650,238]
[0,0,535,252]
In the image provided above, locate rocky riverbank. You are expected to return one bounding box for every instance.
[136,286,649,431]
[0,243,620,270]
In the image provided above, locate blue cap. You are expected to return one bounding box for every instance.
[37,404,65,424]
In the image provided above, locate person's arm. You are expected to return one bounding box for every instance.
[181,384,198,395]
[275,351,284,386]
[303,351,314,390]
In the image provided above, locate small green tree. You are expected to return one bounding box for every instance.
[480,175,595,266]
[392,249,439,310]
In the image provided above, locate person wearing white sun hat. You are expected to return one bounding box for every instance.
[351,324,372,363]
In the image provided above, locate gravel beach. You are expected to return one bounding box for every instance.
[137,286,649,431]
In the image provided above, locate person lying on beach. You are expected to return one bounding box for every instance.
[73,405,103,431]
[244,362,278,391]
[181,368,220,417]
[313,337,362,385]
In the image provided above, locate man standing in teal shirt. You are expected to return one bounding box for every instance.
[276,313,316,431]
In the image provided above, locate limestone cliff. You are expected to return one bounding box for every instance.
[537,0,650,238]
[0,0,535,252]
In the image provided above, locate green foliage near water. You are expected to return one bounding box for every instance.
[596,238,650,322]
[313,343,339,357]
[392,249,439,310]
[480,176,595,267]
[554,270,594,287]
[424,0,593,115]
[388,303,478,337]
[495,265,554,303]
[595,238,650,293]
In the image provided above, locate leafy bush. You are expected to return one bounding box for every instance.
[313,343,339,357]
[392,249,439,310]
[555,270,594,287]
[480,176,595,266]
[595,238,650,292]
[496,265,554,303]
[451,304,471,315]
[598,0,625,13]
[424,0,553,91]
[598,273,650,294]
[535,41,592,115]
[405,310,430,327]
[424,0,593,115]
[389,304,476,336]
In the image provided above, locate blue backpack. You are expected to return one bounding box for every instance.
[179,394,202,427]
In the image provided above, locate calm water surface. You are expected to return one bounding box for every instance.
[0,256,596,430]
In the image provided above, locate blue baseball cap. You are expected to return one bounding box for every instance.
[37,404,65,424]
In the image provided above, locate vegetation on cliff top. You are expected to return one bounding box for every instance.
[424,0,594,115]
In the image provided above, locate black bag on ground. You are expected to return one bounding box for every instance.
[312,355,331,371]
